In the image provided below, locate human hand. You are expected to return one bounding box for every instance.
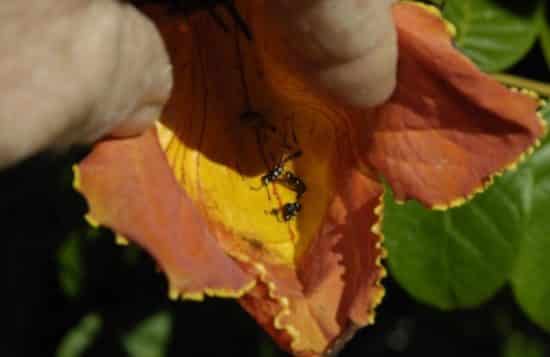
[267,0,397,108]
[0,0,173,169]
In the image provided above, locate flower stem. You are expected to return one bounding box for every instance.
[492,73,550,97]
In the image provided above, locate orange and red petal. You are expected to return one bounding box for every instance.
[239,169,385,356]
[74,129,255,300]
[361,3,546,208]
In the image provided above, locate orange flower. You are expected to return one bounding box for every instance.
[73,2,545,356]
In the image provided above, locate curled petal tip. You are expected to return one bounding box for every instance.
[115,235,130,246]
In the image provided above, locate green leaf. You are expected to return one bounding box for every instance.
[57,233,84,299]
[384,170,524,309]
[539,2,550,69]
[123,311,172,357]
[502,330,547,357]
[510,109,550,333]
[56,314,102,357]
[443,0,542,72]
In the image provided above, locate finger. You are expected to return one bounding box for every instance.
[84,2,173,141]
[267,0,397,108]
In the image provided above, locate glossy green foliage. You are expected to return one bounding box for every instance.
[443,0,542,72]
[384,172,523,310]
[510,104,550,333]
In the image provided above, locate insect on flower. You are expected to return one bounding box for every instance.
[262,150,302,186]
[268,201,302,222]
[280,171,307,199]
[259,150,307,222]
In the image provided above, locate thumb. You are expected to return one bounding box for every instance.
[0,1,172,170]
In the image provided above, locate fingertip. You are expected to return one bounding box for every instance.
[342,72,397,108]
[110,104,163,138]
[317,34,398,109]
[94,2,174,140]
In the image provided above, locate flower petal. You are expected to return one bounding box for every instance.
[143,3,387,354]
[74,129,255,300]
[362,3,546,208]
[239,169,385,356]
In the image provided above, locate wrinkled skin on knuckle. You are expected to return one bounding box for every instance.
[267,0,397,107]
[0,0,172,169]
[92,2,173,140]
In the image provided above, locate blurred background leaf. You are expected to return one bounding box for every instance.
[123,311,172,357]
[502,330,546,357]
[539,1,550,69]
[57,233,84,299]
[56,314,102,357]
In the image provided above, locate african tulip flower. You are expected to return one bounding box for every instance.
[74,2,545,356]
